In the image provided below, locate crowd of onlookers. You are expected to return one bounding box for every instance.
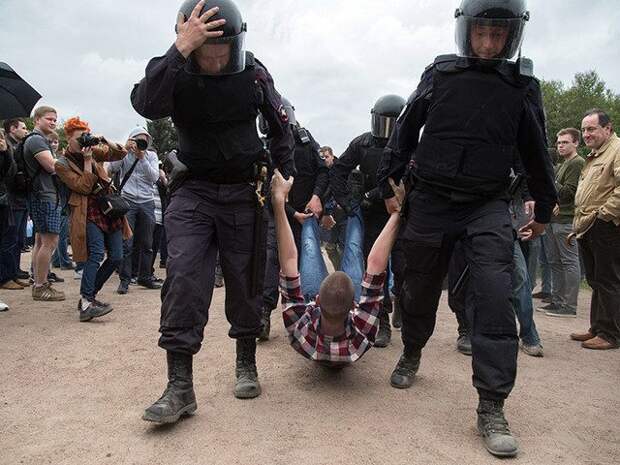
[0,106,618,349]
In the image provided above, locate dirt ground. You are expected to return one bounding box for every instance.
[0,261,618,465]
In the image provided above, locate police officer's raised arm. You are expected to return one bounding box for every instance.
[377,69,433,201]
[516,80,558,225]
[130,2,226,119]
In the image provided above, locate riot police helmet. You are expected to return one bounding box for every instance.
[176,0,247,75]
[371,95,406,139]
[455,0,530,61]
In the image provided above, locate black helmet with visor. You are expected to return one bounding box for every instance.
[176,0,247,75]
[455,0,529,61]
[371,95,406,139]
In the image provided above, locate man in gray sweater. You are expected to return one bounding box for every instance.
[540,128,585,317]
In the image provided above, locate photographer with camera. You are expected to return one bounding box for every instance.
[54,117,130,321]
[107,127,161,294]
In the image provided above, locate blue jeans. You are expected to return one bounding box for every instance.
[513,240,541,346]
[52,214,72,267]
[300,209,364,302]
[119,200,155,283]
[80,221,123,300]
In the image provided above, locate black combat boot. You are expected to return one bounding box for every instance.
[257,308,271,341]
[234,338,261,399]
[392,295,402,329]
[374,308,392,348]
[455,309,472,356]
[477,399,519,457]
[389,349,421,389]
[142,352,197,424]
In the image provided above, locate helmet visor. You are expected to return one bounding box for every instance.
[371,114,397,139]
[193,32,246,76]
[456,16,526,60]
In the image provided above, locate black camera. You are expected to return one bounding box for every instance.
[132,138,149,151]
[77,133,103,148]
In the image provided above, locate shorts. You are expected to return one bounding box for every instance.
[29,198,62,235]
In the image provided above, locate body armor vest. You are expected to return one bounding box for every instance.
[172,52,264,181]
[414,56,531,199]
[288,127,319,211]
[358,133,387,210]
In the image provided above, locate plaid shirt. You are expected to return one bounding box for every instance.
[280,271,385,366]
[87,195,123,233]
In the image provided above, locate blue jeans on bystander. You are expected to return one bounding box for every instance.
[80,221,123,300]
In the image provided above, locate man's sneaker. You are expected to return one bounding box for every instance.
[60,263,75,270]
[520,341,544,357]
[47,272,65,283]
[159,260,167,269]
[258,308,271,341]
[531,291,551,300]
[16,270,30,280]
[1,280,24,290]
[390,350,421,389]
[129,277,138,285]
[151,276,164,284]
[137,278,162,290]
[537,303,560,313]
[79,298,113,322]
[545,307,576,318]
[477,399,519,458]
[582,336,619,350]
[456,333,472,356]
[74,269,83,280]
[0,301,9,312]
[234,338,261,399]
[117,281,129,295]
[93,299,112,311]
[14,279,30,288]
[32,282,65,301]
[570,331,595,342]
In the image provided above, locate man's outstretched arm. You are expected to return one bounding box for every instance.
[271,169,298,277]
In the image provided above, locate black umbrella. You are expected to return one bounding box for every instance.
[0,62,42,119]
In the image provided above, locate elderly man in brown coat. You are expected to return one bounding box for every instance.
[55,117,132,322]
[571,109,620,350]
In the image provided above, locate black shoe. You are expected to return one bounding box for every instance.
[79,299,114,322]
[214,275,224,288]
[477,399,519,457]
[258,308,271,341]
[391,296,402,329]
[143,352,197,424]
[151,276,164,284]
[234,338,261,399]
[16,270,30,280]
[117,281,129,295]
[159,260,167,269]
[129,277,138,285]
[60,263,75,270]
[93,298,112,311]
[456,333,472,356]
[531,291,551,300]
[374,308,392,348]
[47,272,65,283]
[390,350,421,389]
[137,278,162,290]
[537,303,560,313]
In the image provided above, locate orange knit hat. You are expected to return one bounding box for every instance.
[64,117,90,136]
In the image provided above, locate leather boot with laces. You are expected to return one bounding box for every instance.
[455,309,472,355]
[391,295,402,329]
[257,308,271,341]
[234,338,261,399]
[477,399,519,457]
[374,308,392,348]
[390,349,421,389]
[142,352,196,424]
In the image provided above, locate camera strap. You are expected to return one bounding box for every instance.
[117,157,140,191]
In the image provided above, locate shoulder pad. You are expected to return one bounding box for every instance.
[245,51,255,68]
[431,54,466,74]
[517,57,534,78]
[350,132,372,148]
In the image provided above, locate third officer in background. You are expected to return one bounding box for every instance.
[377,0,557,457]
[259,98,328,340]
[330,95,406,347]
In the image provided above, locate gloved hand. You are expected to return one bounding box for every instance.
[163,151,189,193]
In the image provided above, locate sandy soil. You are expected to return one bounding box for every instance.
[0,264,618,465]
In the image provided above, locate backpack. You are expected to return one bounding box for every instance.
[12,132,43,193]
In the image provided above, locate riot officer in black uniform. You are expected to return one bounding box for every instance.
[258,99,329,340]
[131,0,295,424]
[377,0,557,457]
[330,94,406,347]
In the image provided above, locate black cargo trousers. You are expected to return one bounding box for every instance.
[399,189,518,400]
[158,179,266,355]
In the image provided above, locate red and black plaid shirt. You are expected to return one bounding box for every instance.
[280,271,385,366]
[87,195,123,233]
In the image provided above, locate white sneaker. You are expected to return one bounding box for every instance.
[74,269,83,280]
[0,301,8,312]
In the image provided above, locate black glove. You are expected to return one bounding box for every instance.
[163,151,189,194]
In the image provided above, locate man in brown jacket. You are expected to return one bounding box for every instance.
[572,109,620,350]
[55,117,132,322]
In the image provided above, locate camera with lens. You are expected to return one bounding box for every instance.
[77,133,103,148]
[131,138,149,151]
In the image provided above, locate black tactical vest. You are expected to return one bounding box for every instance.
[288,127,320,211]
[172,52,264,181]
[414,56,531,200]
[358,134,387,194]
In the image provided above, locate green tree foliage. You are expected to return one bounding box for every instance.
[146,117,177,158]
[541,71,620,151]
